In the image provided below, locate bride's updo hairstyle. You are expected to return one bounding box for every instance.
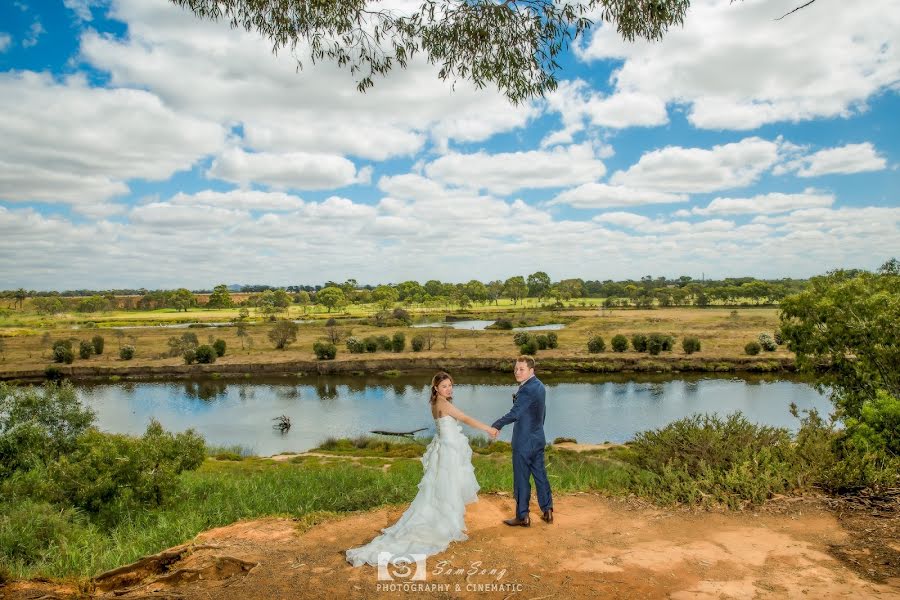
[430,371,453,405]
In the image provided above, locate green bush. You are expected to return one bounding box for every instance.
[376,335,392,351]
[611,334,629,352]
[183,349,196,364]
[646,333,673,356]
[313,341,337,360]
[391,332,405,352]
[167,332,199,357]
[0,500,82,565]
[78,340,94,360]
[493,318,513,330]
[546,332,558,348]
[773,329,784,345]
[627,412,801,507]
[744,341,761,355]
[411,335,425,352]
[631,334,648,353]
[91,335,105,355]
[682,336,701,354]
[587,336,605,353]
[536,334,550,350]
[758,333,777,351]
[44,366,63,381]
[52,340,74,364]
[512,331,532,346]
[119,345,135,360]
[195,345,217,364]
[363,336,378,352]
[345,337,366,353]
[519,338,538,355]
[213,338,227,357]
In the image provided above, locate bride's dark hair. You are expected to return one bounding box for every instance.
[430,371,453,404]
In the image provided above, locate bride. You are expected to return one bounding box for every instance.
[346,371,498,567]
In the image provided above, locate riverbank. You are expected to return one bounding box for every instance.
[0,354,796,383]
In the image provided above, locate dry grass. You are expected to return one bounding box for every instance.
[0,306,788,375]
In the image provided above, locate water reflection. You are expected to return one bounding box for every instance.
[75,372,832,456]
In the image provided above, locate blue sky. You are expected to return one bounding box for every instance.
[1,0,898,290]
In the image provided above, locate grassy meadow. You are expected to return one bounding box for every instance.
[0,301,792,378]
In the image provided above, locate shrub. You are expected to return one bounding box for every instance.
[44,366,63,381]
[213,338,227,357]
[392,308,412,325]
[345,337,366,353]
[493,318,513,330]
[195,345,217,364]
[411,335,426,352]
[758,333,777,352]
[313,341,337,360]
[646,333,673,356]
[744,341,761,356]
[611,334,629,352]
[536,334,549,350]
[119,345,135,360]
[91,335,104,355]
[268,319,299,350]
[78,340,94,360]
[512,331,532,346]
[363,336,379,352]
[183,349,196,364]
[682,336,701,354]
[376,335,392,351]
[773,329,784,345]
[52,340,74,364]
[519,338,538,355]
[546,332,558,349]
[587,336,605,353]
[167,332,199,357]
[631,333,648,353]
[391,332,405,352]
[627,412,800,507]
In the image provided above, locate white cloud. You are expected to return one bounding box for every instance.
[691,190,835,216]
[206,148,371,191]
[774,142,888,177]
[0,33,11,52]
[63,0,98,22]
[550,183,688,209]
[78,0,537,161]
[0,71,225,211]
[542,79,668,145]
[424,143,606,194]
[22,20,44,48]
[577,0,900,130]
[610,137,782,193]
[168,190,305,212]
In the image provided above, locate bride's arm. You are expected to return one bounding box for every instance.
[441,402,493,434]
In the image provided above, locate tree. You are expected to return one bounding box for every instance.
[168,0,692,104]
[316,286,346,313]
[503,276,527,305]
[527,271,551,299]
[780,262,899,419]
[372,285,399,311]
[206,284,234,309]
[294,290,311,312]
[268,319,300,350]
[172,288,197,312]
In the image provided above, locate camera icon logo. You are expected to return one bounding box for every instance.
[377,552,427,581]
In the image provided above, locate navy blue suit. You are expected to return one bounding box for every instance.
[491,376,553,519]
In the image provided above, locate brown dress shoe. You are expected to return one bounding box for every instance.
[541,509,553,523]
[503,516,530,527]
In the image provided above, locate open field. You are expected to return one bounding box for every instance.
[0,306,792,378]
[0,306,792,380]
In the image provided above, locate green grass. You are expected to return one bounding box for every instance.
[0,445,640,581]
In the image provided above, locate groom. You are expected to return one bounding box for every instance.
[488,355,553,527]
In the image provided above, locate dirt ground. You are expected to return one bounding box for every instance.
[4,492,898,600]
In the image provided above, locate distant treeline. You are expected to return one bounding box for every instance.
[1,273,811,313]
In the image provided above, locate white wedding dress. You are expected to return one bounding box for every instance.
[346,415,481,567]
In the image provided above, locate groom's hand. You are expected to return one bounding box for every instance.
[487,427,499,440]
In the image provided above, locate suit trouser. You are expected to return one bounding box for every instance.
[512,449,553,519]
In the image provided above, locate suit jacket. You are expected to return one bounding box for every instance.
[491,376,546,455]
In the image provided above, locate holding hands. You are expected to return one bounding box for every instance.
[486,426,499,440]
